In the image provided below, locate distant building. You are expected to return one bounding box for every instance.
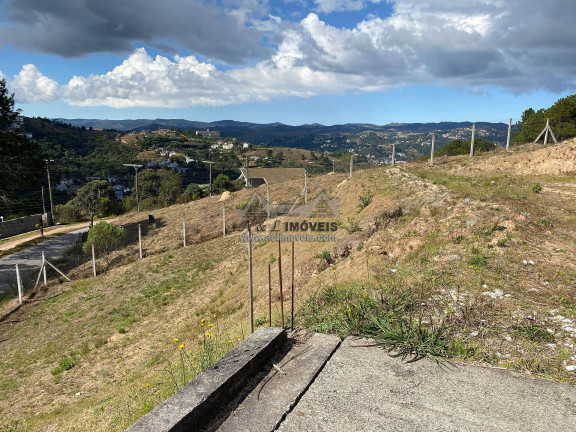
[196,128,220,138]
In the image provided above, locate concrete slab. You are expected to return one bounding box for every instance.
[278,337,576,432]
[215,332,341,432]
[125,327,286,432]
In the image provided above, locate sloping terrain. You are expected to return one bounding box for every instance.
[1,140,576,431]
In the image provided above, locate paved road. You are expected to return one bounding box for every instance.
[0,228,88,295]
[277,337,576,432]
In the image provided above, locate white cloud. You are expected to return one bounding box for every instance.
[314,0,383,14]
[7,1,576,108]
[11,65,59,103]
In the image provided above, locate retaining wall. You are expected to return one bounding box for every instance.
[0,213,52,240]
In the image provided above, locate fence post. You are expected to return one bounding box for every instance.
[470,123,476,157]
[222,203,226,236]
[430,134,435,166]
[42,251,47,287]
[506,118,512,150]
[304,171,308,204]
[92,243,97,277]
[349,153,353,178]
[247,222,254,334]
[182,213,187,247]
[16,264,23,303]
[266,185,270,220]
[138,224,143,259]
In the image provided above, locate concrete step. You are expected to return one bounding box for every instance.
[212,331,341,432]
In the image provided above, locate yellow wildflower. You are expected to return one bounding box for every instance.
[201,318,205,323]
[205,332,212,337]
[145,383,150,388]
[228,340,232,344]
[179,344,184,350]
[173,338,179,342]
[208,324,213,328]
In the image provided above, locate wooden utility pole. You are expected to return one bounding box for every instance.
[202,161,215,196]
[123,164,143,212]
[506,118,512,151]
[44,159,55,214]
[470,124,476,157]
[392,143,396,166]
[430,134,435,166]
[41,186,47,215]
[247,222,254,333]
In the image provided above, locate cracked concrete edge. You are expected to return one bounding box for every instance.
[125,327,287,432]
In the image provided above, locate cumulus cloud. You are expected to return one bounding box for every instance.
[11,65,59,103]
[0,0,267,63]
[6,0,576,108]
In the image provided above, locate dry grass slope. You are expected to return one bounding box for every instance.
[1,139,576,431]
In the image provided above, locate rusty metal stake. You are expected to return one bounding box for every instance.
[278,239,284,328]
[268,263,272,327]
[291,241,295,330]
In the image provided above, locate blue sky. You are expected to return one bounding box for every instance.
[1,0,575,125]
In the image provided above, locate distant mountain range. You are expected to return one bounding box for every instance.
[56,118,514,148]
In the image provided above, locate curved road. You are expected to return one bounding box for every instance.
[0,228,89,296]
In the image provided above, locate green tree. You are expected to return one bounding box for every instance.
[83,221,125,264]
[0,79,43,203]
[157,170,183,207]
[436,138,496,157]
[74,180,117,227]
[514,93,576,144]
[213,174,232,193]
[182,183,205,201]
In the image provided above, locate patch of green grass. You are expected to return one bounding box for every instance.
[298,282,452,361]
[338,217,360,233]
[512,325,554,342]
[357,193,373,211]
[51,357,77,376]
[531,183,542,194]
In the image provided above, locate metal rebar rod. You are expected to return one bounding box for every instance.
[278,239,284,328]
